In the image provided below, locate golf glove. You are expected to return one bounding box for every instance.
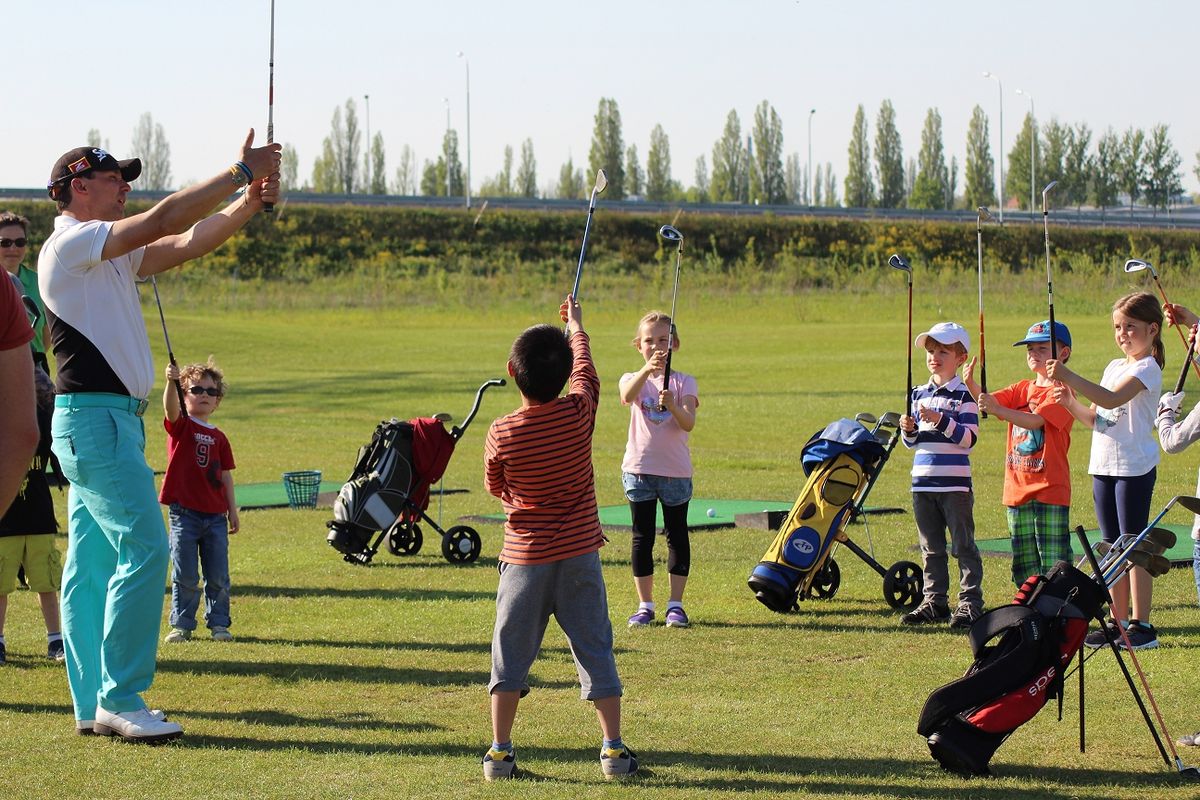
[1158,391,1185,416]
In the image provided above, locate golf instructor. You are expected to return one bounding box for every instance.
[40,133,280,742]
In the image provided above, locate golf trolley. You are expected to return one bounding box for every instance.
[748,412,922,613]
[325,378,505,566]
[919,495,1200,779]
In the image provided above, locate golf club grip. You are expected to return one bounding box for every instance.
[660,350,673,412]
[1175,336,1196,394]
[168,354,188,421]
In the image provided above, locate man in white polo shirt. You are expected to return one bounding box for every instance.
[40,132,280,743]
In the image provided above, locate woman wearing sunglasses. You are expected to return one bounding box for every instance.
[0,212,47,374]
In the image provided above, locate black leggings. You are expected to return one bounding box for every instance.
[629,499,690,578]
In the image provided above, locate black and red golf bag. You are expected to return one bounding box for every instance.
[917,561,1107,775]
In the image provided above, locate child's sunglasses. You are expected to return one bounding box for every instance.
[186,386,222,397]
[0,237,28,248]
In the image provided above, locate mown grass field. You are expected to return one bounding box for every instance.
[3,267,1200,799]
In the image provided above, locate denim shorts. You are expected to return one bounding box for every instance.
[622,473,693,506]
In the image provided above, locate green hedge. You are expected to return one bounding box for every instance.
[5,199,1198,283]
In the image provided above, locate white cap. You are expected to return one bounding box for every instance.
[914,321,970,352]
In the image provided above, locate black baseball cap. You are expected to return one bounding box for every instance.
[47,147,142,197]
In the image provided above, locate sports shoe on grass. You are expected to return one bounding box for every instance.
[1178,731,1200,747]
[664,607,689,628]
[1122,620,1159,650]
[627,609,655,628]
[482,746,517,780]
[93,708,183,743]
[47,639,65,661]
[948,604,981,630]
[900,601,950,626]
[1083,619,1125,649]
[600,744,639,779]
[163,628,191,644]
[211,627,233,642]
[77,710,168,736]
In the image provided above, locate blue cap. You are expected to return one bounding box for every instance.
[1013,320,1071,348]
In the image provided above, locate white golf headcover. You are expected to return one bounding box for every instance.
[1158,391,1185,416]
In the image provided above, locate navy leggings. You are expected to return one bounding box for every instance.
[629,500,690,578]
[1092,468,1156,544]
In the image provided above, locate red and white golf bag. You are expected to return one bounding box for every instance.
[917,562,1107,775]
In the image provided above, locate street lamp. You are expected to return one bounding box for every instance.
[1015,88,1036,221]
[363,94,371,194]
[982,71,1004,224]
[457,50,471,209]
[443,97,451,198]
[807,108,816,207]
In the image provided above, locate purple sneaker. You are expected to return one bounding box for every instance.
[664,607,689,628]
[627,609,655,628]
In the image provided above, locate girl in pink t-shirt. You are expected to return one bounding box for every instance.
[619,311,698,629]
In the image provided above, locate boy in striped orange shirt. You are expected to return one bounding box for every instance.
[481,294,638,782]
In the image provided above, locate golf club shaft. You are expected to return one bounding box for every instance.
[661,240,683,405]
[976,224,988,411]
[906,279,913,419]
[264,0,276,213]
[570,189,599,301]
[1152,276,1200,383]
[151,277,188,418]
[1114,621,1182,767]
[1042,197,1056,358]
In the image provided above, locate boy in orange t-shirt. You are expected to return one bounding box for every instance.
[968,320,1075,586]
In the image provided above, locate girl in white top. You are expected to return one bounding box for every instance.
[1048,292,1164,650]
[619,311,698,629]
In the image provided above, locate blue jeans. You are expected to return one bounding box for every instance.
[168,504,231,631]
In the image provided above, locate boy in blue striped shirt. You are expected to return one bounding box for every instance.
[899,322,984,628]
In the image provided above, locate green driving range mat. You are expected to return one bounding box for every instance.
[236,481,469,510]
[976,525,1195,565]
[466,499,906,530]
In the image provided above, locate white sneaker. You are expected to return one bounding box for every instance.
[164,628,191,643]
[210,626,233,642]
[93,708,183,743]
[77,709,168,736]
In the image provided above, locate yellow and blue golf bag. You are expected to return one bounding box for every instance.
[748,418,888,612]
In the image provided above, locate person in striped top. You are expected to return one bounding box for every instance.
[481,295,638,782]
[898,321,984,628]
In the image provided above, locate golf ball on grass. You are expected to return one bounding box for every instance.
[706,508,716,518]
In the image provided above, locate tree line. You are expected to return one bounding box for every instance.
[88,99,1191,216]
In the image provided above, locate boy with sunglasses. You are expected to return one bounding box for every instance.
[159,359,239,644]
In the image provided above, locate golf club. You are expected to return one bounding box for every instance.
[1041,181,1058,358]
[263,0,276,213]
[976,207,994,403]
[1125,258,1200,383]
[1176,327,1197,394]
[889,254,913,418]
[150,276,187,419]
[569,169,608,302]
[658,224,684,410]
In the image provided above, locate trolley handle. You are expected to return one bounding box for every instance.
[451,378,507,440]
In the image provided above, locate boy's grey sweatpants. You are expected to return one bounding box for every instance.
[490,550,623,701]
[912,491,984,609]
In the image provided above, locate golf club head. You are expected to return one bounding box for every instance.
[977,206,994,223]
[1178,764,1200,780]
[878,411,901,427]
[1124,258,1158,278]
[1125,549,1171,578]
[854,412,878,426]
[1145,526,1178,550]
[1172,495,1200,516]
[1041,180,1058,199]
[593,169,609,195]
[658,224,683,243]
[432,412,453,423]
[888,254,911,273]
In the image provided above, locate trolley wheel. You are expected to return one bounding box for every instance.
[441,525,482,564]
[811,559,841,599]
[883,560,923,609]
[385,522,423,556]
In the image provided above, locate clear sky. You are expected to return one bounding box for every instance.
[7,1,1199,197]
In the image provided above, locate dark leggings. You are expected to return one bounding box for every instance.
[629,499,690,578]
[1092,468,1156,544]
